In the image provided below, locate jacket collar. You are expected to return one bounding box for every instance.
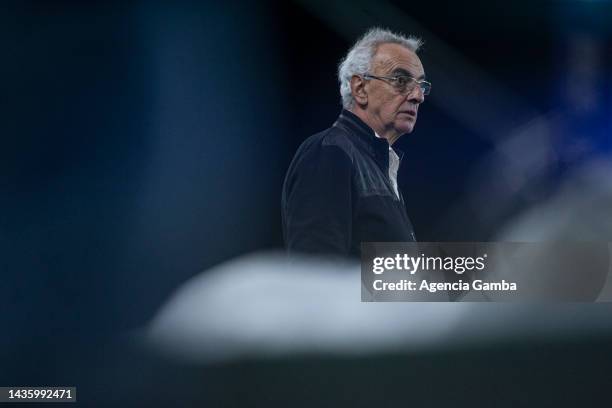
[332,109,404,169]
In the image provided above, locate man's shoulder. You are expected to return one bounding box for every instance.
[297,125,356,161]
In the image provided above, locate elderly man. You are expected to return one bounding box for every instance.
[282,28,431,257]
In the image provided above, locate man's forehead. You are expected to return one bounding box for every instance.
[372,43,424,77]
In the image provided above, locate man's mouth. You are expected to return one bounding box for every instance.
[400,110,417,118]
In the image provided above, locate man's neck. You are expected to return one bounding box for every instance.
[349,108,399,145]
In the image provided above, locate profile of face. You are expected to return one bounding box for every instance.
[351,43,426,144]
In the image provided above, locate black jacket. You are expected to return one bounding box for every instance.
[282,109,416,257]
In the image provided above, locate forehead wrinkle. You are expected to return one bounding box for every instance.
[372,47,424,78]
[371,53,395,72]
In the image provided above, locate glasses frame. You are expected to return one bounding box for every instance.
[363,73,431,96]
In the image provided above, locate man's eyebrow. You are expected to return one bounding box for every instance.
[391,68,426,80]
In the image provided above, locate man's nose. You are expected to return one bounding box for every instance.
[407,85,425,104]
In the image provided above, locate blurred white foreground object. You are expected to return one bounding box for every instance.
[146,252,612,363]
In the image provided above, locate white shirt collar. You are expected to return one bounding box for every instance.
[374,132,400,199]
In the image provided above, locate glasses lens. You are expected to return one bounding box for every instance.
[420,81,431,96]
[394,76,409,93]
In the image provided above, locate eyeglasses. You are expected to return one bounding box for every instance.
[363,73,431,96]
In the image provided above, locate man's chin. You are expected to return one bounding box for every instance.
[396,123,414,135]
[396,115,417,131]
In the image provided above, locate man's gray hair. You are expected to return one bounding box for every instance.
[338,27,422,109]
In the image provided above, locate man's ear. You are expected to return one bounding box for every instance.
[350,75,368,106]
